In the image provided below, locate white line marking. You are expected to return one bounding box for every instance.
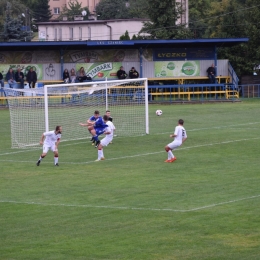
[1,122,259,157]
[0,195,259,212]
[0,137,259,164]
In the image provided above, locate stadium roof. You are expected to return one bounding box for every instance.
[0,38,249,51]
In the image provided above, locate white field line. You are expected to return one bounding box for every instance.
[0,120,260,157]
[0,137,260,164]
[0,194,260,212]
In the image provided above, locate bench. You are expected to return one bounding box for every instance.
[148,76,231,85]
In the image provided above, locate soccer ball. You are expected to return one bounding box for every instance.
[156,110,163,116]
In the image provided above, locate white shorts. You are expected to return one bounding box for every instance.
[101,136,113,147]
[167,140,182,150]
[43,144,57,153]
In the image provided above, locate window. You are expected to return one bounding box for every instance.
[79,27,82,40]
[54,28,57,41]
[59,28,62,41]
[69,27,73,40]
[53,8,60,14]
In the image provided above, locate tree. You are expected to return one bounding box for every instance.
[139,0,192,39]
[95,0,131,20]
[31,0,52,22]
[189,0,211,38]
[128,0,149,18]
[59,0,90,21]
[119,30,130,40]
[3,2,31,41]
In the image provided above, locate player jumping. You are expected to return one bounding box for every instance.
[79,110,108,147]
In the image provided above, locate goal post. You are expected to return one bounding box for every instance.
[5,78,149,148]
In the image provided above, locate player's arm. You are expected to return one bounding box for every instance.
[55,138,61,150]
[182,137,187,143]
[170,134,176,138]
[39,133,45,145]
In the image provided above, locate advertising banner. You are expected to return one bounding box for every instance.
[0,64,43,80]
[154,61,200,77]
[76,62,122,79]
[153,48,214,61]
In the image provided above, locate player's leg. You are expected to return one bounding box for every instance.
[51,145,59,166]
[164,141,180,163]
[95,137,110,161]
[36,146,49,166]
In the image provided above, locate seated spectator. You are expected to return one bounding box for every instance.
[70,68,77,83]
[26,67,37,88]
[63,69,70,83]
[5,68,17,88]
[129,67,139,79]
[76,67,91,82]
[117,66,127,80]
[0,72,4,88]
[15,68,25,89]
[207,64,216,83]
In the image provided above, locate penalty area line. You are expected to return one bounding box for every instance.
[0,194,259,212]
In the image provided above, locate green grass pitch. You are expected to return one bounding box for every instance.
[1,100,260,259]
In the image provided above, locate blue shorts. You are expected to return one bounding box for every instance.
[95,127,106,136]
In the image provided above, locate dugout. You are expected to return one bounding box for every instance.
[0,38,248,86]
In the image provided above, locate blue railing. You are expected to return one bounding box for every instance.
[228,62,239,87]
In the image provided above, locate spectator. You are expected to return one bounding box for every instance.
[0,72,4,88]
[63,69,70,83]
[129,67,139,79]
[15,68,25,89]
[76,67,91,82]
[26,67,37,88]
[207,64,216,83]
[117,66,127,80]
[5,68,17,88]
[70,68,77,83]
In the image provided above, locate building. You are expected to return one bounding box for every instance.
[49,0,100,19]
[37,19,149,41]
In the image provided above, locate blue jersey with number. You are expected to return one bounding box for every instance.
[89,115,107,135]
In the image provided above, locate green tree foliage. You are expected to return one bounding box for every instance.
[32,0,52,22]
[140,0,192,39]
[59,0,90,21]
[128,0,149,18]
[189,0,211,38]
[95,0,131,20]
[3,3,31,41]
[119,30,130,40]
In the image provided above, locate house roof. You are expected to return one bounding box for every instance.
[0,38,249,51]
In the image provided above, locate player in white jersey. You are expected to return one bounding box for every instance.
[164,119,187,163]
[36,126,62,166]
[95,115,116,161]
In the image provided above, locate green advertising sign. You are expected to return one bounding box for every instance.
[154,61,200,77]
[76,62,122,79]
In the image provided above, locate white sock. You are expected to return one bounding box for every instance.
[54,157,58,164]
[98,149,102,160]
[168,150,174,160]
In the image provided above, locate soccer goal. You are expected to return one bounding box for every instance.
[5,78,149,148]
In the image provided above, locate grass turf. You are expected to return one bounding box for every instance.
[0,100,260,259]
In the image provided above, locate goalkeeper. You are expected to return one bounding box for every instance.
[79,110,107,147]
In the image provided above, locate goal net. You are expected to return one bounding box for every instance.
[5,78,149,148]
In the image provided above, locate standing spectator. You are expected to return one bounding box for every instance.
[129,67,139,79]
[76,67,91,82]
[70,68,77,83]
[5,68,17,88]
[15,68,25,89]
[117,66,127,80]
[26,67,37,88]
[0,72,4,88]
[207,64,216,83]
[63,69,70,83]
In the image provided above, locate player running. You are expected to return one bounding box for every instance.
[95,115,116,161]
[164,119,187,163]
[79,110,108,147]
[36,126,62,166]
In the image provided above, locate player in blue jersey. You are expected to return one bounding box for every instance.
[79,110,107,147]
